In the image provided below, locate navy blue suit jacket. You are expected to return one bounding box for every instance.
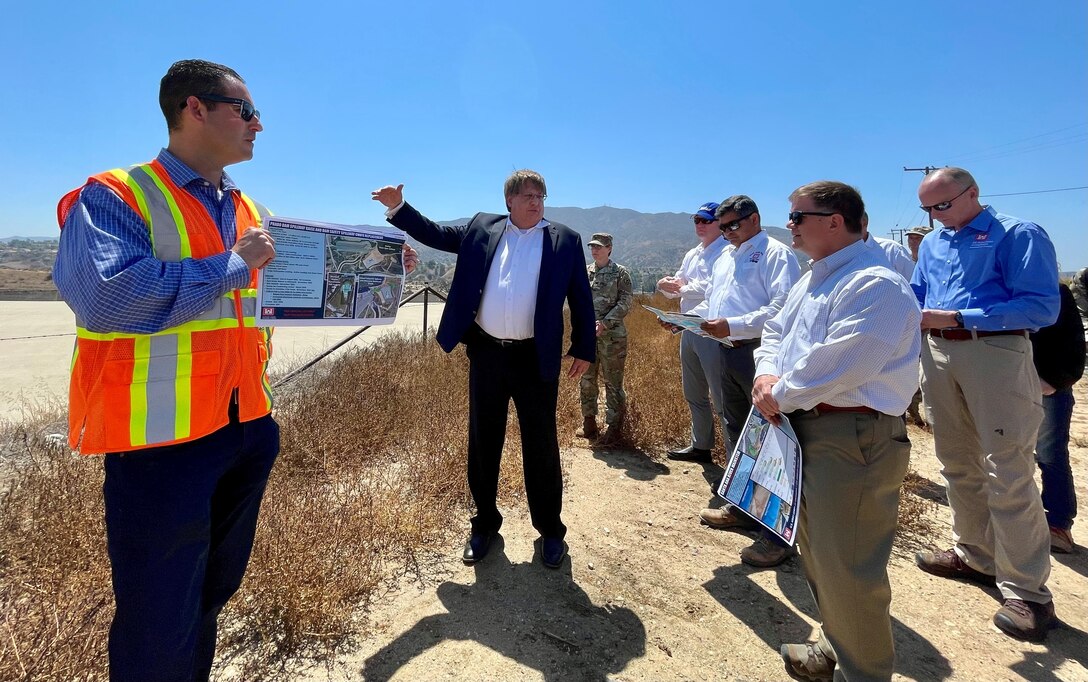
[390,202,596,381]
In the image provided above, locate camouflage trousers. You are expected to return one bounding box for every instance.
[580,332,628,425]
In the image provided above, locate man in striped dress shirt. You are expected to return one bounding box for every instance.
[752,181,921,682]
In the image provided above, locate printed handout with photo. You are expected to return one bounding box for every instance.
[256,217,407,326]
[716,407,802,545]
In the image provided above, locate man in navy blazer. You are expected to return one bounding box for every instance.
[373,170,595,569]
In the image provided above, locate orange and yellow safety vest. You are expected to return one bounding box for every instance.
[57,160,273,455]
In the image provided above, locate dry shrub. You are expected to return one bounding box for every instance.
[0,416,111,681]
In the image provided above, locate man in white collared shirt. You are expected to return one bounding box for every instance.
[688,195,801,568]
[657,202,728,463]
[861,211,915,282]
[372,171,595,571]
[752,181,920,682]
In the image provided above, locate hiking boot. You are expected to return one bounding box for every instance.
[699,507,759,530]
[915,548,996,587]
[993,598,1055,643]
[598,425,621,446]
[780,642,835,682]
[741,535,796,568]
[1050,526,1075,554]
[576,417,599,439]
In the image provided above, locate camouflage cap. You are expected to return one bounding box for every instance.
[588,233,613,247]
[904,226,933,237]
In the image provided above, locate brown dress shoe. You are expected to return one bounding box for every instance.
[993,598,1055,643]
[780,642,835,682]
[915,548,996,587]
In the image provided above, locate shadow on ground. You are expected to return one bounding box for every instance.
[702,562,954,680]
[587,443,671,482]
[362,536,646,681]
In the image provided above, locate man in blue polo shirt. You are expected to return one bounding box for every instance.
[910,166,1060,643]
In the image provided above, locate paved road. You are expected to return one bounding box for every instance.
[0,300,445,423]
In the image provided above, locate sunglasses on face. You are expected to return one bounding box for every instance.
[186,93,261,121]
[787,210,836,226]
[720,213,754,232]
[920,185,971,213]
[693,217,716,225]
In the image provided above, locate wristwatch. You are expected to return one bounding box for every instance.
[954,311,964,327]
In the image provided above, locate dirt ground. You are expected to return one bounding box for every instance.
[276,384,1088,681]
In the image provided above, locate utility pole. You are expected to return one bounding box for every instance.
[904,165,941,229]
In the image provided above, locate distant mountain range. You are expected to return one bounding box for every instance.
[411,205,799,270]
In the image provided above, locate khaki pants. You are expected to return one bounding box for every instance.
[793,410,910,682]
[920,334,1052,603]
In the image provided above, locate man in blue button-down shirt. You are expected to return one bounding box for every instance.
[910,166,1059,643]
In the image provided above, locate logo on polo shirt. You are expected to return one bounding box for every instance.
[975,233,988,241]
[749,252,763,263]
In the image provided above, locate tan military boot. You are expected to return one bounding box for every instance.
[576,416,599,439]
[598,413,624,446]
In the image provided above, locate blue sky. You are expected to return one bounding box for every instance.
[3,2,1087,268]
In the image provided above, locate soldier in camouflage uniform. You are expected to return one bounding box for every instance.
[578,233,633,444]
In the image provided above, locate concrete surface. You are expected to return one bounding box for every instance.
[0,300,445,423]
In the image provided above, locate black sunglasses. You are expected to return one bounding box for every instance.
[920,185,971,213]
[693,217,716,225]
[184,93,261,122]
[787,210,836,225]
[720,212,754,232]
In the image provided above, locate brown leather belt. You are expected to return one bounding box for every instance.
[929,328,1027,341]
[814,403,878,416]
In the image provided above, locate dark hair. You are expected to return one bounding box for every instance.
[788,181,865,233]
[160,59,244,131]
[716,194,759,220]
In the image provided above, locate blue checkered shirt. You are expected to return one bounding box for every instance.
[53,149,253,333]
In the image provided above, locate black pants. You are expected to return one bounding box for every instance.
[719,341,759,448]
[466,334,565,540]
[104,414,280,682]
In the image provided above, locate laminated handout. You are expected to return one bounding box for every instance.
[642,305,733,346]
[716,407,802,546]
[256,217,407,326]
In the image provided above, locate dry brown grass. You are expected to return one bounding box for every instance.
[0,297,941,680]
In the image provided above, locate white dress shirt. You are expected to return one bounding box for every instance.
[659,236,727,313]
[475,219,547,340]
[754,239,922,415]
[866,235,916,282]
[689,231,800,341]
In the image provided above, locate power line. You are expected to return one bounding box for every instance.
[980,185,1088,198]
[945,122,1088,163]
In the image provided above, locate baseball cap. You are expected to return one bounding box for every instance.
[694,202,720,221]
[905,226,933,237]
[588,232,613,247]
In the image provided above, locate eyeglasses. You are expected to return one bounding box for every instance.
[720,213,753,232]
[185,93,261,121]
[518,192,546,202]
[920,185,971,213]
[787,210,836,226]
[693,217,716,225]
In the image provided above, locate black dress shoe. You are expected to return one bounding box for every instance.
[462,532,494,564]
[666,445,713,462]
[541,537,568,569]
